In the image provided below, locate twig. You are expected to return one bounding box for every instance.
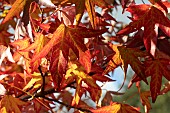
[38,66,45,94]
[20,88,56,100]
[43,96,92,113]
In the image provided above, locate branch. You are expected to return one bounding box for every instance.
[38,66,46,94]
[20,88,56,101]
[43,96,92,113]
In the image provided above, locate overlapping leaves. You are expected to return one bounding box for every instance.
[63,61,101,105]
[105,44,148,83]
[117,3,170,56]
[145,51,170,102]
[31,23,107,88]
[57,0,110,28]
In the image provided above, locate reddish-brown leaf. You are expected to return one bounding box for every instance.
[0,95,27,113]
[105,44,148,83]
[140,91,151,113]
[145,51,170,102]
[117,4,170,56]
[57,0,109,28]
[31,23,106,88]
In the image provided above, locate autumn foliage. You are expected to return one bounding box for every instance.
[0,0,170,112]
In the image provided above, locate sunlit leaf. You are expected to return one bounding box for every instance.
[105,44,148,83]
[2,0,31,24]
[91,102,140,113]
[64,62,101,105]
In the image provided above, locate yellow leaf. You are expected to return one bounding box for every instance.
[65,62,101,105]
[23,72,42,90]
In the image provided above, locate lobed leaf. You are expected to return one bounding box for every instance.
[105,44,148,83]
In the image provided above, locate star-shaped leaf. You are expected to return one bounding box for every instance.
[31,23,107,88]
[145,51,170,102]
[117,4,170,56]
[105,44,148,83]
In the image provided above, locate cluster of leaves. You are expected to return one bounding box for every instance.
[0,0,170,112]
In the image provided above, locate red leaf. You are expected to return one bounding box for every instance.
[105,44,148,83]
[145,51,170,102]
[117,4,170,56]
[31,24,106,88]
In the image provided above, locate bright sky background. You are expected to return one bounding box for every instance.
[100,0,152,92]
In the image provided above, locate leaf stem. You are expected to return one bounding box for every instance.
[43,96,92,113]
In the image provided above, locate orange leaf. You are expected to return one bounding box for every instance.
[2,0,30,24]
[79,50,91,73]
[91,102,140,113]
[22,33,48,71]
[10,38,31,73]
[65,62,101,105]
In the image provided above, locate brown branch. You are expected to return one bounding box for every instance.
[43,96,92,113]
[20,88,56,101]
[38,66,45,94]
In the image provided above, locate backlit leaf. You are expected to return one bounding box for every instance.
[57,0,109,28]
[145,56,170,102]
[2,0,31,24]
[91,102,140,113]
[64,62,101,105]
[105,44,148,83]
[21,33,48,71]
[117,4,170,56]
[23,72,50,90]
[31,23,106,88]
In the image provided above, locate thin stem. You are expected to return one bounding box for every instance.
[43,96,92,113]
[20,88,56,100]
[38,66,45,94]
[123,91,139,103]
